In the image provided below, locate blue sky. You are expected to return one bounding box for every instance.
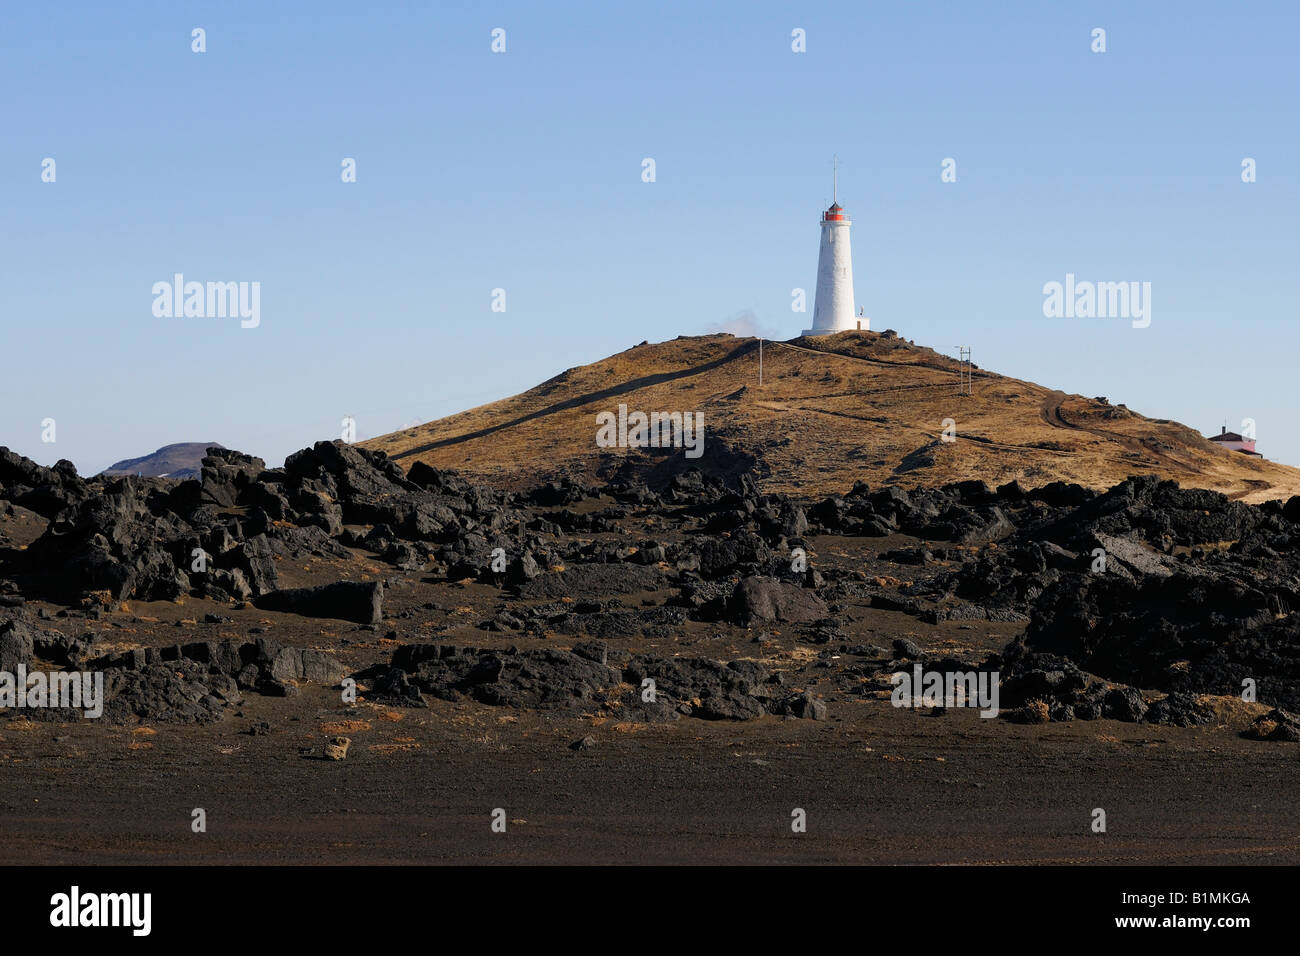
[3,0,1297,474]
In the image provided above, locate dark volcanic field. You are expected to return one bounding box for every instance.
[2,443,1300,865]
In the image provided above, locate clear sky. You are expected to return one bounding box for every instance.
[3,0,1297,474]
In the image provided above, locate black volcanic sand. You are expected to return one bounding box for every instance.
[2,444,1300,864]
[2,679,1297,865]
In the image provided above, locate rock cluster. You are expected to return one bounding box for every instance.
[0,607,346,724]
[364,642,823,722]
[4,441,1300,733]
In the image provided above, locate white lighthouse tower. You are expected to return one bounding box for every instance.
[803,160,865,336]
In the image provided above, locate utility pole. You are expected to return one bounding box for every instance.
[955,346,972,395]
[759,337,764,386]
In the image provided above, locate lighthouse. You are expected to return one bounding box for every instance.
[803,163,864,336]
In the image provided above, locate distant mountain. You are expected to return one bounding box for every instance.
[101,442,225,479]
[363,331,1300,504]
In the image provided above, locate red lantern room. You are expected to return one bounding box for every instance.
[823,201,845,221]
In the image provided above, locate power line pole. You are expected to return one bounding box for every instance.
[759,337,764,386]
[955,346,972,395]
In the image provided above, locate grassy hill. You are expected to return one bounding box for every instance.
[363,331,1300,503]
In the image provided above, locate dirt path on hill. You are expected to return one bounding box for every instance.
[1039,390,1198,476]
[392,341,759,459]
[773,339,984,381]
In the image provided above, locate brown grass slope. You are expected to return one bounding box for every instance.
[363,331,1300,503]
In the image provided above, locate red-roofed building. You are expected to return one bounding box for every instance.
[1207,426,1259,456]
